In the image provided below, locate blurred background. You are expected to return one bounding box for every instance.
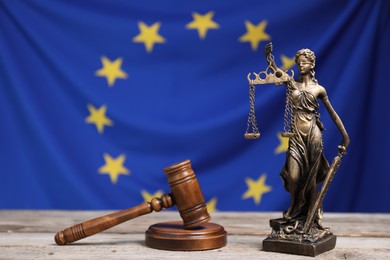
[1,0,389,213]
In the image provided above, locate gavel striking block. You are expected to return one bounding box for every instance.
[54,160,226,251]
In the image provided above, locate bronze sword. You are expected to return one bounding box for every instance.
[303,150,344,233]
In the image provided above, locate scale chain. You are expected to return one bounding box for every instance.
[244,84,260,139]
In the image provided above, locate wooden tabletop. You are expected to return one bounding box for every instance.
[0,210,389,259]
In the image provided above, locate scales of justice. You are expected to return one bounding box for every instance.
[244,42,350,256]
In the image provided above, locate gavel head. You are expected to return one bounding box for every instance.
[163,160,211,229]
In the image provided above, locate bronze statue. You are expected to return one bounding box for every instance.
[245,43,349,256]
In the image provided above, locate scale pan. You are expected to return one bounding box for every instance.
[244,133,260,139]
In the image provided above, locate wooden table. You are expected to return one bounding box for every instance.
[0,211,389,259]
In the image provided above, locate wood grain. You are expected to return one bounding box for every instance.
[0,211,389,259]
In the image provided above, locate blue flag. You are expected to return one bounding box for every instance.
[1,0,389,213]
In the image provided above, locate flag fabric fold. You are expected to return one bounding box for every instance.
[1,0,389,212]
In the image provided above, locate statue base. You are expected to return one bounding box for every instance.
[263,233,336,257]
[263,218,336,256]
[145,221,227,251]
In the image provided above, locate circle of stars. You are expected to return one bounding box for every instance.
[85,10,297,207]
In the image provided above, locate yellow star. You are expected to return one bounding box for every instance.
[85,104,113,134]
[133,21,166,53]
[141,190,164,203]
[98,153,130,184]
[275,132,290,154]
[280,54,296,71]
[206,197,218,213]
[186,11,220,39]
[239,20,271,51]
[95,56,128,87]
[242,174,272,204]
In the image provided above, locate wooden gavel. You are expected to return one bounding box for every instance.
[55,160,211,245]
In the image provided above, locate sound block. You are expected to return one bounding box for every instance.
[145,221,227,251]
[262,234,336,257]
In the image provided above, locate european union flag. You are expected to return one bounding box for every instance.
[1,0,389,213]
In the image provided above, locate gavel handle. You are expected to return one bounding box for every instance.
[55,194,173,245]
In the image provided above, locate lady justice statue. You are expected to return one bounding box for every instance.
[244,43,349,256]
